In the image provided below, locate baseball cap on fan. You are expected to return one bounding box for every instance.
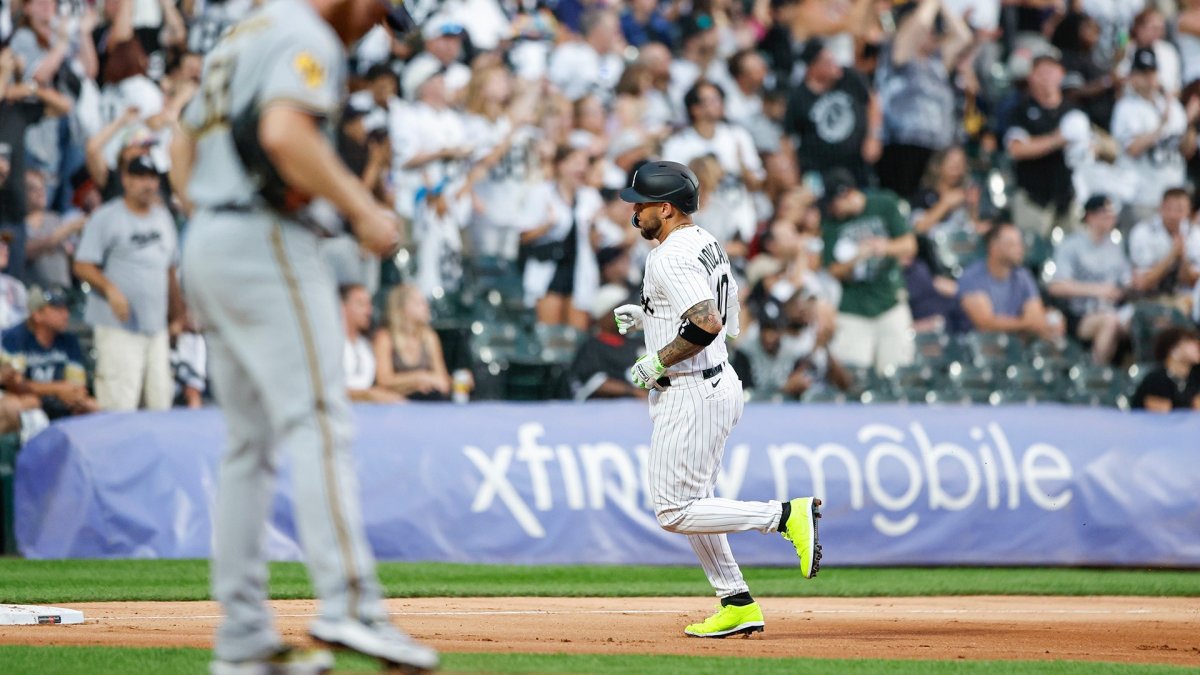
[423,16,465,41]
[379,0,417,38]
[1131,47,1158,73]
[27,285,70,313]
[125,155,160,177]
[819,168,857,210]
[1083,194,1113,216]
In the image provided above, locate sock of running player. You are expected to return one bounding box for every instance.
[778,502,791,533]
[721,591,755,607]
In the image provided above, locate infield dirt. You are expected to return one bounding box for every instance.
[1,596,1197,666]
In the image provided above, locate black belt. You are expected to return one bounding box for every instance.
[210,203,255,213]
[657,363,723,388]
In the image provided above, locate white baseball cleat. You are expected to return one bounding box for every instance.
[209,645,334,675]
[309,617,439,671]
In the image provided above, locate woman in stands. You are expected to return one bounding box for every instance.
[1131,327,1200,412]
[516,145,603,330]
[373,284,452,401]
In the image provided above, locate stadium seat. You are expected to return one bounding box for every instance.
[1063,364,1130,408]
[922,388,972,405]
[801,388,847,404]
[1067,364,1117,391]
[997,364,1059,399]
[944,361,993,390]
[843,366,878,397]
[858,389,908,405]
[911,332,968,367]
[0,433,21,554]
[930,228,981,276]
[986,389,1039,406]
[959,385,994,404]
[963,332,1020,366]
[533,324,584,351]
[1127,362,1157,381]
[1130,303,1191,363]
[470,321,523,366]
[878,364,928,397]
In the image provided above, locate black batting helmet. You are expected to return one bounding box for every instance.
[619,160,700,214]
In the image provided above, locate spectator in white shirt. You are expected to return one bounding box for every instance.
[662,79,765,244]
[1047,195,1134,365]
[0,233,27,330]
[517,146,603,330]
[402,17,471,102]
[389,69,469,220]
[1128,187,1200,311]
[461,63,541,260]
[548,9,625,102]
[1116,7,1181,97]
[1177,0,1200,89]
[1110,48,1198,225]
[723,48,768,128]
[341,284,400,403]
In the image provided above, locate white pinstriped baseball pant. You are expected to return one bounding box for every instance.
[648,370,782,598]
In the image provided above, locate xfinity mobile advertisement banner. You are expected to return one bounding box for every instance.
[15,404,1200,566]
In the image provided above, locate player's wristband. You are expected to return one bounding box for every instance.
[679,320,719,346]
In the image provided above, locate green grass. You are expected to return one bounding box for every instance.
[0,559,1197,604]
[0,647,1193,675]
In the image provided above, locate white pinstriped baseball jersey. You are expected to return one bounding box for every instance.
[639,220,784,602]
[640,225,740,376]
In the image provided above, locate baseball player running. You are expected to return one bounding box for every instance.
[169,0,438,672]
[615,161,822,638]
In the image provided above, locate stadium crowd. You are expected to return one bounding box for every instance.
[0,0,1199,438]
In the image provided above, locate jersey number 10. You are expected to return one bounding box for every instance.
[716,274,729,325]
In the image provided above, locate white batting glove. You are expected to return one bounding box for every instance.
[614,304,645,335]
[630,353,666,390]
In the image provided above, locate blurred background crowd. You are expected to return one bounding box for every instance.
[1,0,1199,439]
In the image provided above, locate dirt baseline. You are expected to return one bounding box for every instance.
[1,597,1198,666]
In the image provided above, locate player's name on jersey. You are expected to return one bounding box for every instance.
[697,240,730,275]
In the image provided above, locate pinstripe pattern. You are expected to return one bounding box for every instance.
[642,227,737,377]
[642,226,778,599]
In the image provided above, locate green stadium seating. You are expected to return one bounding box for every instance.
[1130,302,1191,363]
[801,388,848,404]
[0,433,21,555]
[858,389,908,405]
[986,389,1040,406]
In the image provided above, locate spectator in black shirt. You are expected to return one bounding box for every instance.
[569,285,645,400]
[784,39,880,187]
[758,0,805,89]
[1131,327,1200,412]
[1005,51,1079,237]
[1053,12,1118,131]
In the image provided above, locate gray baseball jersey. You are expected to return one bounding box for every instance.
[180,0,344,208]
[640,224,780,600]
[179,0,391,662]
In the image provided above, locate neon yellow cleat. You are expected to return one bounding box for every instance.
[781,497,823,578]
[684,602,765,638]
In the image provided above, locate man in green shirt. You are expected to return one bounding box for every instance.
[820,169,917,373]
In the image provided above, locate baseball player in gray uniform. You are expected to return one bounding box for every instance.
[614,161,823,638]
[169,0,438,672]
